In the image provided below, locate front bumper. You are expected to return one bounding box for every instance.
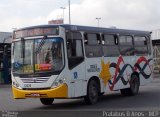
[12,84,68,99]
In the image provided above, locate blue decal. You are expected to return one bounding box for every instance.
[14,62,21,68]
[74,72,78,79]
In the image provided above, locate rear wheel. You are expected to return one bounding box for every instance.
[84,80,99,105]
[40,98,54,105]
[120,75,140,96]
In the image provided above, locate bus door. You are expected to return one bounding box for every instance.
[66,32,85,97]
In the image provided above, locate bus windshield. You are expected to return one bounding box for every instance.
[12,37,64,74]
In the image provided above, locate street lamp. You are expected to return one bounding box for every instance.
[96,18,101,27]
[60,7,66,24]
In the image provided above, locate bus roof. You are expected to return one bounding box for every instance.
[15,24,151,36]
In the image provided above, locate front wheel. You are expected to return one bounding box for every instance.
[40,98,54,105]
[84,80,99,105]
[120,75,140,96]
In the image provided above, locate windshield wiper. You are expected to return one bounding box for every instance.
[35,36,47,54]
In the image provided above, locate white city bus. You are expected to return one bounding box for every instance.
[12,25,153,105]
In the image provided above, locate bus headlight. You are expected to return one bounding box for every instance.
[59,79,64,84]
[52,82,59,87]
[51,77,66,88]
[12,78,22,89]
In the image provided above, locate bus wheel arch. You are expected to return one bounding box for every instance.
[84,76,101,105]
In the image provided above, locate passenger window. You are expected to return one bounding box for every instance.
[119,35,134,56]
[134,36,148,55]
[66,32,84,69]
[85,33,101,45]
[84,33,102,57]
[119,36,132,45]
[134,36,147,46]
[104,35,116,45]
[102,34,120,57]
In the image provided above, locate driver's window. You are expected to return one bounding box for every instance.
[66,32,84,69]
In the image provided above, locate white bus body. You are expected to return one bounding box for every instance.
[12,25,153,105]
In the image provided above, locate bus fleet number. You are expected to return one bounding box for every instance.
[24,84,31,88]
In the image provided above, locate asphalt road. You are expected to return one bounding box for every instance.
[0,74,160,116]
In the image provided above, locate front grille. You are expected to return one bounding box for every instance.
[23,87,50,90]
[21,77,49,83]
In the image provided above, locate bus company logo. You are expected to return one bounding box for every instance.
[33,78,37,83]
[87,64,100,73]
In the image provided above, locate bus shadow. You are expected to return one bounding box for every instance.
[35,92,127,110]
[35,90,154,110]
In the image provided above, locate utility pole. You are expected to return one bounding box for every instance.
[69,0,71,24]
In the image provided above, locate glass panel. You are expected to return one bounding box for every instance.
[35,38,63,71]
[12,37,64,74]
[135,46,148,55]
[134,36,148,55]
[147,37,151,54]
[12,41,23,73]
[67,39,83,57]
[103,46,120,57]
[67,32,82,39]
[85,45,102,57]
[12,41,34,73]
[66,32,84,69]
[119,46,134,56]
[15,28,58,38]
[104,35,115,45]
[75,40,83,57]
[134,36,146,46]
[119,36,132,45]
[87,34,98,45]
[23,40,34,73]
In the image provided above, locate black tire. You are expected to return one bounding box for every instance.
[120,75,140,96]
[84,80,99,105]
[40,98,54,105]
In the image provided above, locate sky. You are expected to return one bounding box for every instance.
[0,0,160,32]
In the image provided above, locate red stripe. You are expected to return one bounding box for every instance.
[109,56,124,90]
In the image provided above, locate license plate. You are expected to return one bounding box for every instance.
[30,93,40,97]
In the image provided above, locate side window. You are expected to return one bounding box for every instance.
[84,33,102,57]
[134,36,148,55]
[102,34,120,57]
[66,32,84,69]
[147,36,152,55]
[119,36,132,45]
[119,35,134,56]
